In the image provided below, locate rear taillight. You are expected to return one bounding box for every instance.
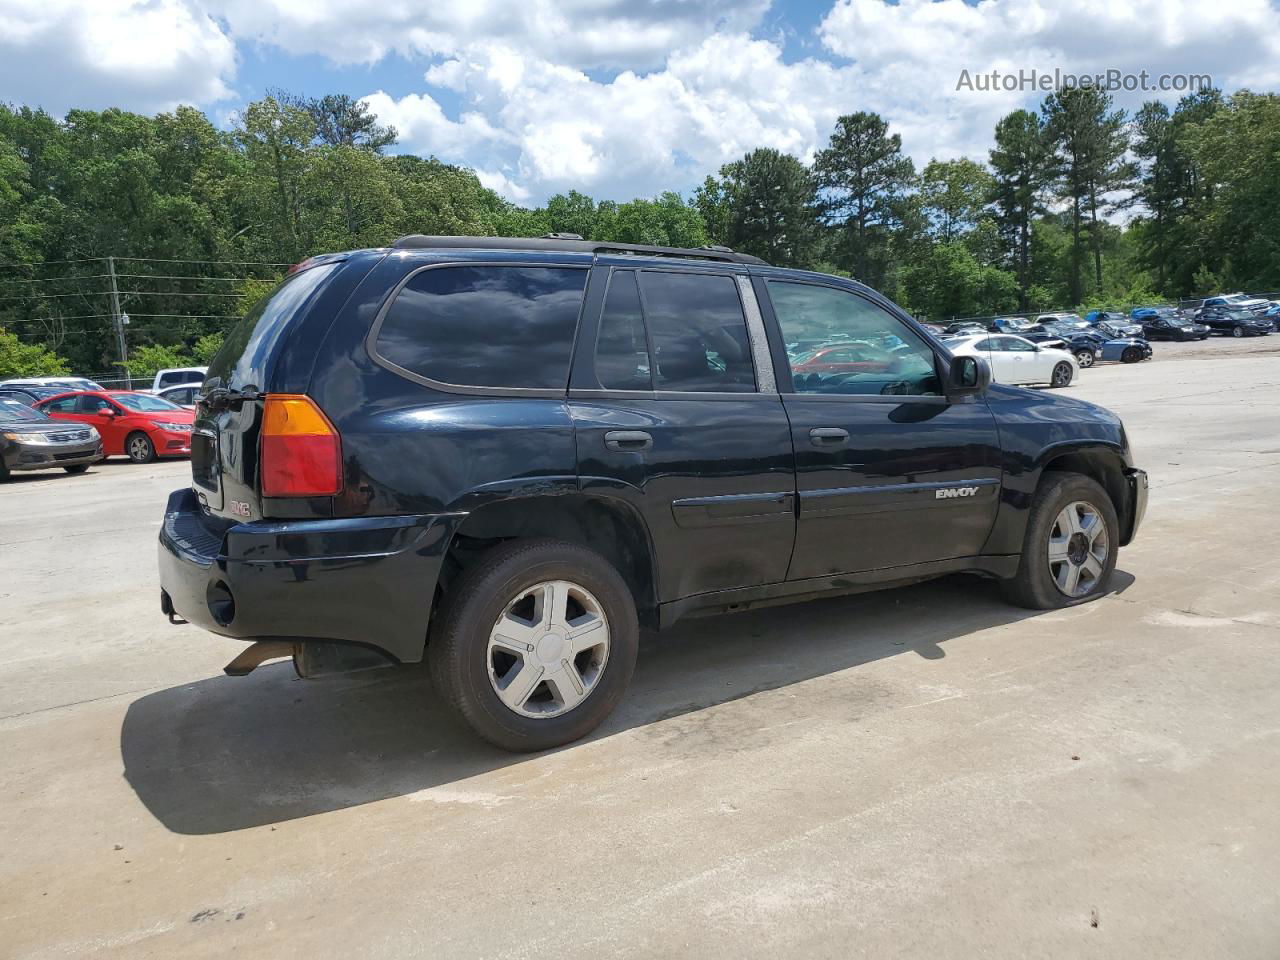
[260,395,342,498]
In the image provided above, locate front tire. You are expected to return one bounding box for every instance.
[1121,346,1144,363]
[1232,325,1245,338]
[428,539,639,752]
[1074,350,1095,368]
[126,431,155,463]
[1001,471,1119,610]
[1050,362,1073,388]
[63,464,90,474]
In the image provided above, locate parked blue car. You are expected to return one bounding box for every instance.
[1041,321,1151,364]
[1083,310,1144,337]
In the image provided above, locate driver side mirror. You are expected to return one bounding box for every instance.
[948,355,991,397]
[97,407,115,418]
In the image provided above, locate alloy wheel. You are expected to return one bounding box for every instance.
[486,580,611,718]
[1051,362,1072,387]
[1075,350,1095,368]
[1046,500,1109,598]
[129,435,152,462]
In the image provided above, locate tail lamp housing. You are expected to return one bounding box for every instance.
[260,395,343,498]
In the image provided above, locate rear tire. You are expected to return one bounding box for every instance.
[1232,325,1245,338]
[126,431,155,464]
[63,464,90,474]
[1001,471,1119,610]
[1074,350,1095,368]
[1121,346,1143,363]
[428,539,639,752]
[1050,362,1073,388]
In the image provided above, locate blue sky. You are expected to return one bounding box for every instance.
[3,1,1278,205]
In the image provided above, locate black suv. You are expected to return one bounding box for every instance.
[158,236,1148,751]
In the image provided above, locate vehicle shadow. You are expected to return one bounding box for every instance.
[122,570,1134,835]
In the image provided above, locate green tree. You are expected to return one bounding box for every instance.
[303,94,397,152]
[544,190,600,239]
[989,110,1052,308]
[1183,90,1280,290]
[0,329,71,377]
[129,343,191,378]
[1042,87,1133,302]
[918,158,992,243]
[707,148,819,266]
[813,112,916,285]
[192,332,225,364]
[899,241,1018,320]
[234,96,316,260]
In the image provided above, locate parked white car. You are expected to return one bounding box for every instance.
[0,376,105,391]
[149,367,207,393]
[947,334,1079,388]
[156,384,200,408]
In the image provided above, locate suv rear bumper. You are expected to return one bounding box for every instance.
[157,488,462,663]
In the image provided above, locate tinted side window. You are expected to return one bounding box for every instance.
[44,396,78,413]
[768,281,941,396]
[377,266,587,390]
[594,271,652,391]
[639,272,756,393]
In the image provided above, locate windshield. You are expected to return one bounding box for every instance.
[114,393,183,412]
[0,399,47,422]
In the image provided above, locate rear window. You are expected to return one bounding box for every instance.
[375,265,587,390]
[638,272,756,393]
[206,263,339,389]
[158,370,203,388]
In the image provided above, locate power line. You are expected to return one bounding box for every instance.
[0,291,108,301]
[0,312,112,323]
[113,255,294,266]
[0,257,105,268]
[116,291,248,297]
[0,274,113,284]
[115,274,259,282]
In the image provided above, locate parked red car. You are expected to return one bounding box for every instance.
[790,342,895,375]
[35,390,194,463]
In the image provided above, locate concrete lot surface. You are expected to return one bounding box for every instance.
[2,337,1278,958]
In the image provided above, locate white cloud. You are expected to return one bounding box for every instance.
[369,35,854,203]
[817,0,1280,163]
[202,0,771,71]
[0,0,236,113]
[4,0,1280,205]
[365,0,1280,204]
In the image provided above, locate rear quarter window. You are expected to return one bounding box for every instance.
[373,265,587,391]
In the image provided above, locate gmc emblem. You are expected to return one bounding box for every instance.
[229,500,252,517]
[935,486,979,500]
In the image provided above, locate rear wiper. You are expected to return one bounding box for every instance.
[199,385,261,412]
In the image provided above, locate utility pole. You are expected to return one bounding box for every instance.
[107,256,131,389]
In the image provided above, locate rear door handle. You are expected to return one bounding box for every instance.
[809,427,849,446]
[604,430,653,451]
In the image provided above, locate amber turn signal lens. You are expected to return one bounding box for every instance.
[260,395,342,498]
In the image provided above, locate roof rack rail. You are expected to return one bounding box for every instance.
[390,234,767,265]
